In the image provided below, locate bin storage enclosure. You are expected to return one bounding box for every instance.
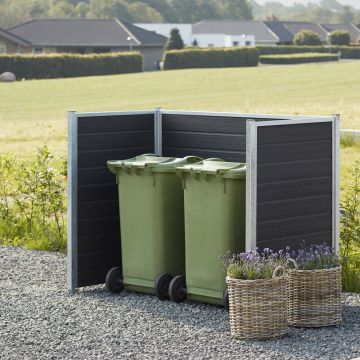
[68,109,340,293]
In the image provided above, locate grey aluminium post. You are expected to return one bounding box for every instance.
[332,114,340,254]
[246,120,257,251]
[67,111,78,294]
[154,108,162,156]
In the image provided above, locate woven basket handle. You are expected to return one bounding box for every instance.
[286,258,299,269]
[272,265,286,279]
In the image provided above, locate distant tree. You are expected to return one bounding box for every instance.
[48,0,76,18]
[336,5,355,23]
[127,2,164,22]
[75,2,89,18]
[88,0,133,22]
[165,28,184,50]
[223,0,253,20]
[293,29,322,45]
[192,38,198,47]
[328,30,351,45]
[266,14,279,21]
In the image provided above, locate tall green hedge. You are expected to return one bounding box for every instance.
[0,52,143,79]
[257,45,360,59]
[260,52,339,64]
[163,47,259,70]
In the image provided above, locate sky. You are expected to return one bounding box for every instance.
[254,0,360,8]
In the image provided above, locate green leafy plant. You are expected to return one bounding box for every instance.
[260,52,338,64]
[165,28,184,50]
[0,147,67,252]
[328,30,351,46]
[341,161,360,292]
[293,30,322,45]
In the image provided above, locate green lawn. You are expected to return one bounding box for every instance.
[1,61,360,157]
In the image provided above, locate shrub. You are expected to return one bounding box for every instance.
[341,161,360,292]
[163,47,259,70]
[165,28,184,50]
[293,30,322,46]
[329,30,351,46]
[260,52,339,64]
[257,45,360,59]
[0,147,67,252]
[0,52,143,80]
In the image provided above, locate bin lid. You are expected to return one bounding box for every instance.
[175,158,246,179]
[108,154,202,174]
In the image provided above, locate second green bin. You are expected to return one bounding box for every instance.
[106,154,201,299]
[171,159,246,306]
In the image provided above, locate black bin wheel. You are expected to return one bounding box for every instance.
[105,267,124,294]
[155,273,173,300]
[223,288,229,311]
[169,275,187,303]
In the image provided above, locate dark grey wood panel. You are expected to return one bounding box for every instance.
[78,200,119,221]
[162,114,248,134]
[257,122,332,144]
[256,121,333,250]
[258,195,332,222]
[78,233,121,253]
[162,114,248,162]
[257,159,332,183]
[78,114,154,134]
[258,140,332,163]
[257,177,332,202]
[257,213,332,242]
[76,113,154,288]
[78,131,154,151]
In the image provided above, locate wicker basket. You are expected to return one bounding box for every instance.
[226,266,287,340]
[287,259,342,327]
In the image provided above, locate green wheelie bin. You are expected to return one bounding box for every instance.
[170,158,246,307]
[106,154,201,300]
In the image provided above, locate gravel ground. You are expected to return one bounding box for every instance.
[1,245,360,360]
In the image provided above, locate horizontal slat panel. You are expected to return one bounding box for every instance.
[163,132,246,152]
[78,250,121,271]
[258,231,332,252]
[258,122,332,144]
[78,131,154,151]
[78,233,121,253]
[78,200,119,221]
[162,147,246,162]
[257,213,332,243]
[258,195,332,222]
[257,177,332,203]
[258,140,332,163]
[78,184,117,203]
[162,114,247,134]
[257,159,332,183]
[78,147,153,169]
[78,167,116,186]
[78,217,120,237]
[78,114,154,134]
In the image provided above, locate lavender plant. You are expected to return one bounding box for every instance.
[286,242,340,270]
[221,248,287,280]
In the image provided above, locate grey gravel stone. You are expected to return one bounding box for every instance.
[0,245,359,360]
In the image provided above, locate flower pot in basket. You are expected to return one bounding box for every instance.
[287,258,342,327]
[226,266,287,340]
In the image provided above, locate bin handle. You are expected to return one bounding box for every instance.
[182,156,202,163]
[205,158,224,162]
[286,258,298,270]
[272,265,286,279]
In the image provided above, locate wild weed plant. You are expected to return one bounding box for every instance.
[0,147,66,252]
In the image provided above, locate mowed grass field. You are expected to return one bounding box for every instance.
[0,61,359,183]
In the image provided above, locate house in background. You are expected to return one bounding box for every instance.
[191,20,275,46]
[321,23,360,43]
[135,23,193,45]
[5,19,167,71]
[0,28,30,54]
